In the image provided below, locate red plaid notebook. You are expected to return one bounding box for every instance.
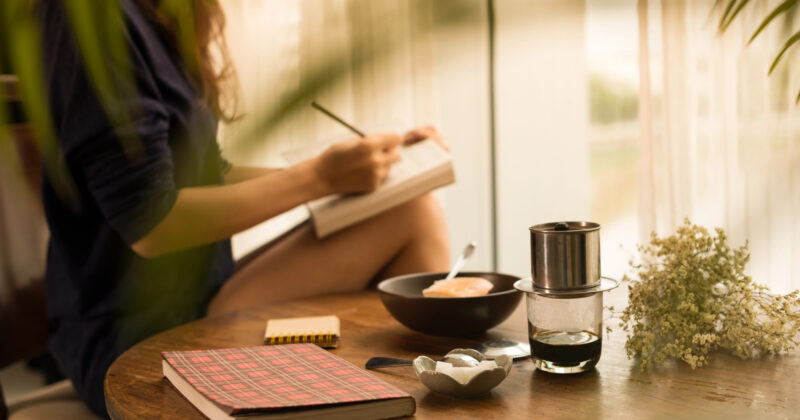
[162,343,415,419]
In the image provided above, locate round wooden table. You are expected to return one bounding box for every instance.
[105,289,799,419]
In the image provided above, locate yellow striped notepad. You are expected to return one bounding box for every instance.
[264,315,340,349]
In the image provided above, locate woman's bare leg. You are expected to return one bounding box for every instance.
[207,194,450,316]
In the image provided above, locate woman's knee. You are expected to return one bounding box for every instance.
[393,193,448,234]
[406,193,444,219]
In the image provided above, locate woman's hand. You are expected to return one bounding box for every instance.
[313,133,403,195]
[403,125,448,152]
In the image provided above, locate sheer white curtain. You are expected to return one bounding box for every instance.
[492,0,799,290]
[638,0,800,292]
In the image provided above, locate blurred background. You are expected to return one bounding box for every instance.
[215,0,799,294]
[1,0,798,401]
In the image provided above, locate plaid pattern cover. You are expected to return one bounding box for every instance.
[162,343,410,416]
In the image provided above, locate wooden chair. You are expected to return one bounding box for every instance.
[1,75,100,420]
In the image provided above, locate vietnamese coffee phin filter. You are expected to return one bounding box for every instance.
[514,222,619,374]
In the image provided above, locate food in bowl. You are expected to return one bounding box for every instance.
[422,276,494,297]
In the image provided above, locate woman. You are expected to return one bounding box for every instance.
[38,0,450,416]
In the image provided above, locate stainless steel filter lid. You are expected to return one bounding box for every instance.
[529,221,601,290]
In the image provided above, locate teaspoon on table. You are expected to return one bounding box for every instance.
[365,353,480,369]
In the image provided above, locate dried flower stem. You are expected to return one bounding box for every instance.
[620,219,800,370]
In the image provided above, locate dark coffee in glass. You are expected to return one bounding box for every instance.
[525,292,603,374]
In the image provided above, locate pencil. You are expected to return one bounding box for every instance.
[311,101,366,137]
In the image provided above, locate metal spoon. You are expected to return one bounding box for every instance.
[444,241,477,281]
[365,353,480,369]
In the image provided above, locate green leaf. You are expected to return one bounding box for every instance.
[720,0,751,32]
[748,0,798,44]
[0,8,15,187]
[1,0,77,205]
[719,0,740,31]
[768,29,800,74]
[62,0,143,158]
[707,0,725,27]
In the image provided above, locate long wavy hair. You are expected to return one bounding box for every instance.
[133,0,238,121]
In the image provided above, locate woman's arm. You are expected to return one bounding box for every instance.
[224,166,282,184]
[131,132,403,258]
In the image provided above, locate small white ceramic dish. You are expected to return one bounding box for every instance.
[413,349,512,398]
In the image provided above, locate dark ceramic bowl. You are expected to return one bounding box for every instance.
[377,271,522,337]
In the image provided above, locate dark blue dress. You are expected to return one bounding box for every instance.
[38,1,234,416]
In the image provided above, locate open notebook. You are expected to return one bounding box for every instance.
[283,139,455,238]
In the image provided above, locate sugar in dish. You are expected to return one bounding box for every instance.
[413,349,512,397]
